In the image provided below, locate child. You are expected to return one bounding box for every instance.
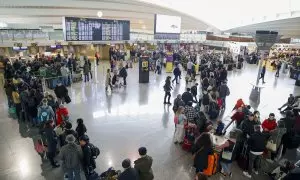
[75,118,87,139]
[215,120,225,136]
[35,139,46,159]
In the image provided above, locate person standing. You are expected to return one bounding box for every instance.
[243,125,267,178]
[134,147,154,180]
[182,88,195,105]
[191,83,199,102]
[163,76,172,105]
[275,61,281,77]
[43,120,60,168]
[58,134,83,180]
[218,81,230,109]
[259,65,266,83]
[119,63,128,86]
[105,69,112,92]
[54,82,68,104]
[95,52,100,66]
[60,64,70,86]
[83,60,90,82]
[155,59,161,74]
[172,65,181,84]
[79,135,96,179]
[75,118,87,139]
[118,159,139,180]
[261,113,277,132]
[11,86,22,120]
[187,60,194,76]
[172,94,185,113]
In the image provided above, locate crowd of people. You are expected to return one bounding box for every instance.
[161,51,300,179]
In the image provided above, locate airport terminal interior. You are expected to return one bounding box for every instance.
[0,0,300,180]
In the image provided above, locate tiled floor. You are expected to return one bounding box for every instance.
[0,62,299,180]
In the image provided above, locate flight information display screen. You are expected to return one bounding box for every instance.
[63,17,130,41]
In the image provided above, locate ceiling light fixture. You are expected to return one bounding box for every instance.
[0,22,7,28]
[142,25,146,29]
[97,11,103,18]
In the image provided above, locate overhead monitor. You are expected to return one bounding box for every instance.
[154,14,181,34]
[62,17,130,41]
[154,14,181,39]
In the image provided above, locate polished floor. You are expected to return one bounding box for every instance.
[0,62,299,180]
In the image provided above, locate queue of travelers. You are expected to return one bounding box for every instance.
[3,54,154,180]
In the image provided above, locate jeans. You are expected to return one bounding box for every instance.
[220,161,232,174]
[123,76,127,85]
[84,74,89,82]
[47,151,56,166]
[62,76,69,86]
[172,75,179,84]
[164,92,171,103]
[66,166,81,180]
[248,152,262,174]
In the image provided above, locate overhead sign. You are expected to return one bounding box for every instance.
[62,17,130,41]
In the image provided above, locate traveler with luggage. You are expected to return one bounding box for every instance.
[54,82,68,104]
[58,134,83,180]
[268,120,286,160]
[155,59,161,75]
[163,76,172,105]
[119,63,128,86]
[134,147,154,180]
[241,113,259,138]
[174,106,186,144]
[218,81,230,109]
[83,60,90,82]
[60,64,70,86]
[38,99,55,124]
[43,120,60,168]
[216,138,236,178]
[243,125,267,178]
[192,133,213,173]
[118,159,139,180]
[27,89,38,126]
[79,135,98,179]
[223,107,245,134]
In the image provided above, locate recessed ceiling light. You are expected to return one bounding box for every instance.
[97,11,103,18]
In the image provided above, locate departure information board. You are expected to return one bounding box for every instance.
[63,17,130,41]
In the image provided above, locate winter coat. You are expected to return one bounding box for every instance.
[193,146,213,171]
[241,119,257,136]
[134,155,154,180]
[173,67,181,76]
[56,107,69,126]
[119,67,128,78]
[218,84,230,98]
[173,98,185,112]
[248,132,267,152]
[76,124,87,138]
[163,81,172,92]
[182,92,194,105]
[262,119,277,131]
[54,85,68,98]
[119,167,139,180]
[83,63,90,75]
[58,142,83,171]
[81,143,96,169]
[43,127,58,153]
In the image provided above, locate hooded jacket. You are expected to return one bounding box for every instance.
[262,119,277,131]
[134,155,154,180]
[58,142,83,171]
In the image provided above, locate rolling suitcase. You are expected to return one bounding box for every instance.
[203,153,219,176]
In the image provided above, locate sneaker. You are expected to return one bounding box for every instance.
[254,171,259,175]
[243,171,251,178]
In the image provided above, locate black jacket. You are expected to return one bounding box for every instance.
[242,119,257,137]
[173,67,181,76]
[191,86,197,96]
[54,85,68,98]
[182,92,194,105]
[119,67,128,78]
[118,167,139,180]
[248,132,267,152]
[82,143,96,170]
[193,146,213,171]
[76,124,87,139]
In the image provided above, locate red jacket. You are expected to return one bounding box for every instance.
[262,119,277,131]
[56,107,69,125]
[231,111,245,123]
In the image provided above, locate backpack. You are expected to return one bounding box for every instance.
[202,94,210,105]
[39,106,50,122]
[89,143,100,159]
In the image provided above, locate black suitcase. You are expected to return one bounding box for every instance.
[237,142,249,171]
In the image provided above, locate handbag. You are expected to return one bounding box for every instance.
[65,95,71,104]
[222,144,235,160]
[266,140,277,152]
